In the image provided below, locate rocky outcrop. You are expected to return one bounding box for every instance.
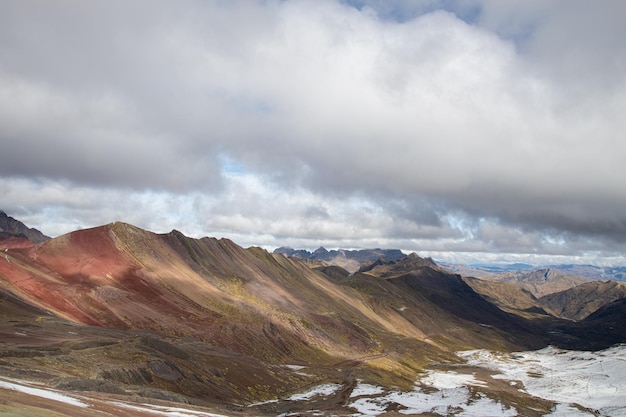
[0,210,50,244]
[98,367,154,385]
[54,377,127,395]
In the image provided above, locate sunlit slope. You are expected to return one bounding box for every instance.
[464,276,557,319]
[1,223,450,373]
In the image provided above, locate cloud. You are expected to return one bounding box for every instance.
[0,0,625,265]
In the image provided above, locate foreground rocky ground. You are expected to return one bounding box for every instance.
[3,344,625,416]
[2,307,624,416]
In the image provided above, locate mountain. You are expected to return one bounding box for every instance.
[442,261,626,283]
[546,264,626,282]
[274,246,406,273]
[539,280,626,320]
[439,261,535,278]
[0,210,50,245]
[1,218,625,415]
[1,223,391,362]
[358,252,438,276]
[0,224,475,401]
[547,297,626,351]
[442,263,592,297]
[464,277,556,319]
[493,268,592,297]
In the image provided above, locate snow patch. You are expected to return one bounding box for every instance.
[0,378,88,408]
[283,364,306,371]
[350,382,385,398]
[247,398,279,407]
[347,370,514,416]
[544,404,597,417]
[421,370,487,389]
[459,344,626,417]
[349,385,516,416]
[112,401,229,416]
[287,383,342,401]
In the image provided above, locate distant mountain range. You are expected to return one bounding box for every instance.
[274,246,407,273]
[440,261,626,284]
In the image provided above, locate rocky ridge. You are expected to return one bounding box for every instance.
[274,246,406,273]
[0,210,50,244]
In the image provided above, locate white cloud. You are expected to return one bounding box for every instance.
[1,0,625,265]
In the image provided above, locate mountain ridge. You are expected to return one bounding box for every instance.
[0,210,50,245]
[539,280,626,320]
[274,246,406,273]
[441,261,626,283]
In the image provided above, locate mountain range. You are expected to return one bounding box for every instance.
[1,213,625,416]
[441,261,626,283]
[273,246,407,273]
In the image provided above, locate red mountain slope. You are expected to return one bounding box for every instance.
[0,223,448,373]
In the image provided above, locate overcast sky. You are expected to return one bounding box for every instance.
[2,0,625,265]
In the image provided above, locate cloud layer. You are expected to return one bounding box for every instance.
[1,0,625,265]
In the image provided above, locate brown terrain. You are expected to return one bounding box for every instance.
[539,280,626,320]
[492,268,592,297]
[1,216,625,416]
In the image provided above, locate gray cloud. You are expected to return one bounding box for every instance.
[1,0,625,265]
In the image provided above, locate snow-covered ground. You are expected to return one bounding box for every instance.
[459,344,626,417]
[348,372,517,416]
[286,383,342,401]
[0,377,229,417]
[112,401,230,417]
[0,378,88,408]
[288,345,626,416]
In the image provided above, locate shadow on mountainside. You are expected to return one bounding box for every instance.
[360,264,626,352]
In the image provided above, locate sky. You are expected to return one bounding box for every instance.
[1,0,625,266]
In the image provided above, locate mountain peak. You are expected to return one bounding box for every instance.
[0,210,50,244]
[274,246,407,272]
[313,246,329,255]
[359,252,438,277]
